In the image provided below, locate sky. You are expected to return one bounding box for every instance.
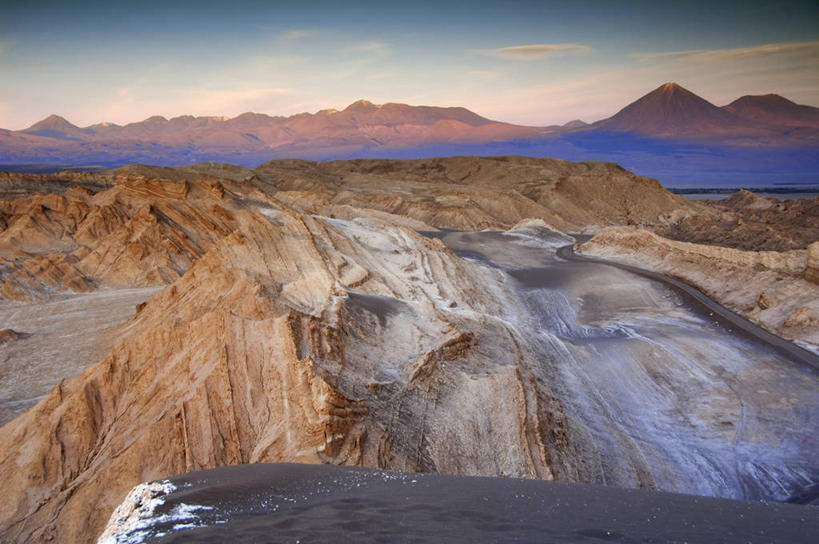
[1,0,817,130]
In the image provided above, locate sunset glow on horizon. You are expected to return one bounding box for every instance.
[1,0,817,129]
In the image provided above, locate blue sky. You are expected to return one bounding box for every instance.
[1,0,817,129]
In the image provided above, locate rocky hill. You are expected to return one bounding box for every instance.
[579,227,819,347]
[251,156,696,232]
[656,190,819,251]
[0,157,815,543]
[0,166,586,542]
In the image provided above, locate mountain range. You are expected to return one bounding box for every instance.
[2,83,818,185]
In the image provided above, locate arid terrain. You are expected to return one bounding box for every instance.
[0,156,816,543]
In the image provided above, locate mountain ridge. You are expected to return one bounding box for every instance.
[2,84,818,184]
[17,84,819,142]
[20,100,501,135]
[724,93,819,128]
[593,82,744,137]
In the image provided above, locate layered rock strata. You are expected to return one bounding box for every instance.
[579,227,819,348]
[0,157,815,543]
[0,204,581,543]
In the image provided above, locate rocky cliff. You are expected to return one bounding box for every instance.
[0,188,585,542]
[578,227,819,348]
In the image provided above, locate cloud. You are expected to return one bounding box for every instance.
[632,40,819,64]
[280,29,317,41]
[324,41,391,79]
[475,43,591,60]
[345,41,390,56]
[451,38,819,127]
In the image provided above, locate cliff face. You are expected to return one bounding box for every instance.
[578,227,819,348]
[0,174,266,301]
[0,197,580,543]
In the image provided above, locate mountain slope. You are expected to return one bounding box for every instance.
[1,88,818,184]
[0,101,545,165]
[593,83,749,138]
[723,94,819,128]
[22,115,89,140]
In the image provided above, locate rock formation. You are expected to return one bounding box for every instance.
[252,156,696,232]
[0,156,815,543]
[0,328,20,345]
[657,191,819,251]
[578,227,819,348]
[806,242,819,284]
[0,173,255,301]
[0,180,587,542]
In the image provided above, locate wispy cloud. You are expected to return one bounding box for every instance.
[325,41,392,79]
[632,40,819,63]
[449,40,819,126]
[475,43,591,60]
[280,29,317,41]
[345,41,390,56]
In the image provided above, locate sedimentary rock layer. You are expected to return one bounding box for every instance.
[579,227,819,347]
[0,204,582,543]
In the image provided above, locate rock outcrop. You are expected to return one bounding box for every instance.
[0,202,582,543]
[578,227,819,347]
[253,156,696,232]
[0,328,20,345]
[657,192,819,251]
[806,242,819,284]
[0,174,256,300]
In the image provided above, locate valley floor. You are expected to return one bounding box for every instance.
[432,227,819,501]
[0,287,160,425]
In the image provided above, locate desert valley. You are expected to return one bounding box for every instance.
[0,152,817,542]
[2,1,819,542]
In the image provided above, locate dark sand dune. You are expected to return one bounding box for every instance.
[100,463,819,543]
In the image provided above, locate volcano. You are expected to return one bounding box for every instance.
[593,82,748,138]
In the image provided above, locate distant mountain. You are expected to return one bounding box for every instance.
[592,83,744,138]
[22,115,89,140]
[1,85,817,184]
[562,119,588,130]
[0,101,547,165]
[723,94,819,128]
